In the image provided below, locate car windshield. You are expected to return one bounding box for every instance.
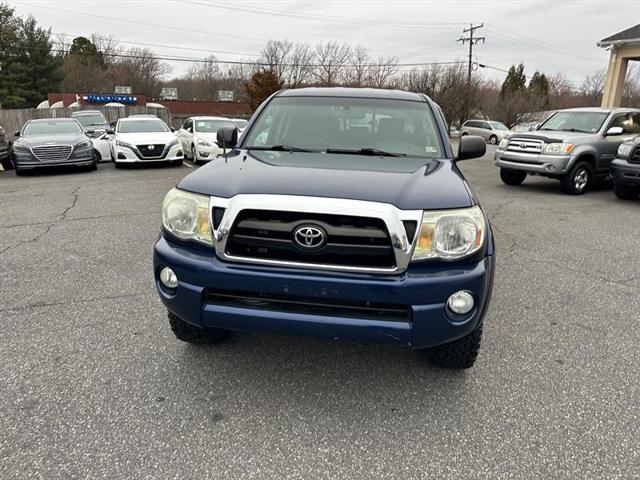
[117,119,169,133]
[194,119,236,133]
[233,119,248,128]
[74,113,108,127]
[490,122,509,130]
[539,112,608,133]
[243,96,444,159]
[23,121,83,136]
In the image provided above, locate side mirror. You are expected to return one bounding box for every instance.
[170,127,176,133]
[105,128,114,135]
[457,135,486,161]
[14,130,20,137]
[605,126,623,136]
[217,126,238,151]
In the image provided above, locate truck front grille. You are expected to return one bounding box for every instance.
[205,288,410,322]
[506,137,544,154]
[136,144,165,158]
[225,209,396,269]
[31,145,73,162]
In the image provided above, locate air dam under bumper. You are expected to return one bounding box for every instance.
[154,236,494,349]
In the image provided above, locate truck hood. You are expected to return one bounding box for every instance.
[508,130,594,143]
[178,150,474,210]
[116,132,177,144]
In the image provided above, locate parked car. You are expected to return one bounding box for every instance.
[610,135,640,200]
[71,110,112,162]
[460,119,510,144]
[176,116,237,164]
[495,107,640,194]
[0,125,12,170]
[511,110,556,133]
[154,87,494,369]
[231,118,248,132]
[11,119,97,175]
[112,117,183,167]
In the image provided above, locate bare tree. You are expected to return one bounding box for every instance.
[366,56,398,88]
[287,42,315,88]
[341,46,369,86]
[314,42,351,86]
[260,40,293,81]
[110,48,171,98]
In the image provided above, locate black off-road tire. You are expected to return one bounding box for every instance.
[168,311,231,344]
[613,183,638,200]
[500,168,527,186]
[561,161,592,195]
[424,327,483,369]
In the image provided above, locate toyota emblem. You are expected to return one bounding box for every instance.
[519,143,527,149]
[293,225,326,249]
[147,145,155,150]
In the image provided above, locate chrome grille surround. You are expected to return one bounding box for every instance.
[30,145,73,162]
[506,137,544,154]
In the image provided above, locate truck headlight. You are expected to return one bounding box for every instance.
[543,143,575,155]
[162,188,212,245]
[412,206,486,261]
[197,138,212,147]
[617,143,634,159]
[498,138,508,149]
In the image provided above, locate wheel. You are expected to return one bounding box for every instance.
[168,311,231,344]
[489,135,498,145]
[613,183,638,200]
[191,145,198,164]
[561,161,592,195]
[500,168,527,186]
[423,326,483,369]
[93,149,102,162]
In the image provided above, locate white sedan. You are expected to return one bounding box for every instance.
[176,116,238,164]
[112,117,183,167]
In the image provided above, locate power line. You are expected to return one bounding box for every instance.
[457,23,485,84]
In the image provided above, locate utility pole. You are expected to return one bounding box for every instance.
[457,23,485,121]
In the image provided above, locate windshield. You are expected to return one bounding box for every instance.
[23,121,83,136]
[233,119,248,128]
[194,119,236,133]
[243,96,444,159]
[117,119,169,133]
[490,121,509,130]
[74,113,107,127]
[539,111,608,133]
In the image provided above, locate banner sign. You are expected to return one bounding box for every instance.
[83,94,138,104]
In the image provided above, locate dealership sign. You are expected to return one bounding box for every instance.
[83,94,138,104]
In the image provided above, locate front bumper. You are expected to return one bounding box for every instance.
[115,144,183,163]
[495,149,571,175]
[611,158,640,187]
[14,150,95,169]
[154,236,495,349]
[194,143,223,161]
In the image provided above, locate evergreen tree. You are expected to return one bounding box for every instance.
[68,36,105,67]
[0,4,62,108]
[528,71,550,107]
[245,68,284,110]
[500,63,527,99]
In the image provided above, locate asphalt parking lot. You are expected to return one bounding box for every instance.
[1,147,638,479]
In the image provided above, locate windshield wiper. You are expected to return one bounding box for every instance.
[325,147,406,157]
[559,128,590,133]
[246,145,316,152]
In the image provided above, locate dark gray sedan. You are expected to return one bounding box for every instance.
[12,118,97,175]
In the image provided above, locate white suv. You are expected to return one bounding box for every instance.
[112,117,183,167]
[176,116,238,164]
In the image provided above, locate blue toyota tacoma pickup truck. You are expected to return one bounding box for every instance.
[154,88,494,369]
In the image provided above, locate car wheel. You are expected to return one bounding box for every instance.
[500,168,527,186]
[191,145,198,165]
[489,135,498,145]
[168,311,231,344]
[613,183,638,200]
[423,326,483,369]
[93,149,102,162]
[561,161,592,195]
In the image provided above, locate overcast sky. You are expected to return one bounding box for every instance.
[8,0,638,85]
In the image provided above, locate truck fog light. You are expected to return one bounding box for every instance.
[159,267,178,289]
[447,290,475,315]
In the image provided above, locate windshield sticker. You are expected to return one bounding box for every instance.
[425,146,438,153]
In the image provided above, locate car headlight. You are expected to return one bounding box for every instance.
[412,206,486,261]
[543,143,575,155]
[76,140,92,150]
[162,188,212,245]
[116,139,134,149]
[197,138,212,147]
[13,144,29,153]
[167,138,179,148]
[498,138,508,148]
[617,143,634,159]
